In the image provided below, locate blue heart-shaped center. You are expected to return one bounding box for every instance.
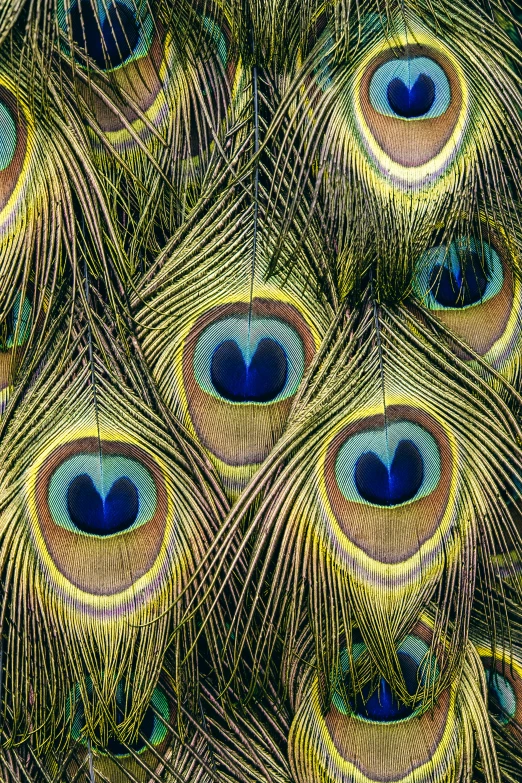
[67,474,139,535]
[70,1,140,69]
[210,337,288,402]
[387,73,436,118]
[430,251,488,308]
[354,439,424,506]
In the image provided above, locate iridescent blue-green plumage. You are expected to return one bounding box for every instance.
[0,1,521,782]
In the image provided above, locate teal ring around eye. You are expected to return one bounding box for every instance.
[486,669,517,726]
[5,292,32,348]
[202,16,228,68]
[0,101,17,171]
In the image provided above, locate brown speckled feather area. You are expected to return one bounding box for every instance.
[0,1,521,782]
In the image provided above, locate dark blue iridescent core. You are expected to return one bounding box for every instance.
[387,73,436,118]
[354,440,424,506]
[351,653,419,722]
[67,474,139,535]
[430,249,489,307]
[210,337,288,402]
[69,1,140,68]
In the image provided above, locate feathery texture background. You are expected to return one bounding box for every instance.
[0,1,521,781]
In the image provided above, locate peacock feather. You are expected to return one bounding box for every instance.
[0,1,521,782]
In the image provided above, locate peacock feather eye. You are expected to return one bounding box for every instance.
[4,354,221,749]
[353,39,467,183]
[324,406,454,564]
[194,318,304,404]
[413,233,522,375]
[312,401,461,649]
[32,437,169,596]
[414,237,504,312]
[183,299,316,468]
[0,86,28,214]
[57,0,174,149]
[334,420,441,509]
[59,0,153,72]
[333,634,440,722]
[288,635,474,783]
[368,57,451,122]
[476,645,522,739]
[69,679,170,756]
[48,452,156,537]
